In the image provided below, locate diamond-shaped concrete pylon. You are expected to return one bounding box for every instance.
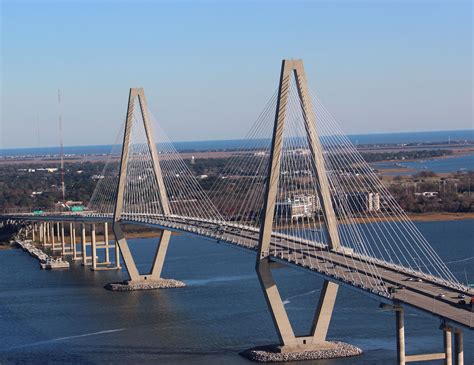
[110,88,178,289]
[255,60,341,351]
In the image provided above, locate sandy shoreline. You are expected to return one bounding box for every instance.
[406,212,474,222]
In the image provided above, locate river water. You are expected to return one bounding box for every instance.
[373,152,474,176]
[0,220,472,364]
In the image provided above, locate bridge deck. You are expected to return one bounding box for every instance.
[4,213,473,330]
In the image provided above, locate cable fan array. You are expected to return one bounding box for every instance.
[207,74,464,292]
[87,97,222,223]
[87,80,465,294]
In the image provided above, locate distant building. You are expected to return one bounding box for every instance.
[191,156,195,164]
[368,192,381,212]
[333,191,381,213]
[36,168,58,173]
[415,191,439,198]
[276,194,320,221]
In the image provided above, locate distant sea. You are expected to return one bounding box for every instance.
[1,129,473,157]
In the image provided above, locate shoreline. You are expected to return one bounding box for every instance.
[406,212,474,222]
[342,212,474,225]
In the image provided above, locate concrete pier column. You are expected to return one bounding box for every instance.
[91,224,97,270]
[39,223,44,244]
[444,327,452,365]
[104,222,110,264]
[46,222,50,243]
[56,222,60,242]
[454,330,463,365]
[32,223,36,242]
[61,223,66,256]
[43,223,47,245]
[396,308,405,365]
[72,224,78,260]
[115,240,121,269]
[69,223,73,252]
[81,223,87,265]
[50,223,55,248]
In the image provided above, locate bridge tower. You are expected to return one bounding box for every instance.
[256,59,341,352]
[112,88,174,285]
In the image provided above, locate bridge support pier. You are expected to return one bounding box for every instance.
[62,222,74,256]
[91,224,97,270]
[396,307,405,365]
[106,223,184,291]
[454,329,463,365]
[50,223,56,250]
[39,223,43,244]
[255,258,341,353]
[104,222,110,264]
[31,223,35,242]
[113,223,169,281]
[91,223,117,270]
[382,304,459,365]
[80,223,92,266]
[60,223,66,256]
[45,222,51,247]
[71,223,81,261]
[443,326,452,365]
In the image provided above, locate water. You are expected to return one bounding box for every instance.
[373,152,474,175]
[1,130,472,157]
[0,220,473,364]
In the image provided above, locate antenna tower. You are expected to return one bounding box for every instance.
[58,89,65,201]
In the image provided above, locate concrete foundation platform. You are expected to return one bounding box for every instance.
[240,341,362,362]
[104,278,186,291]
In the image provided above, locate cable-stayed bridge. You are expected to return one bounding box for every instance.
[2,60,472,364]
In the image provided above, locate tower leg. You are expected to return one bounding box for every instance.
[255,259,340,353]
[256,259,297,347]
[106,224,183,290]
[149,229,171,280]
[114,239,121,269]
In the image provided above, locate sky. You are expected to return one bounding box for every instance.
[0,0,472,148]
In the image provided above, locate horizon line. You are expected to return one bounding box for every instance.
[1,128,472,151]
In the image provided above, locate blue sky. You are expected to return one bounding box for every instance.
[1,0,472,148]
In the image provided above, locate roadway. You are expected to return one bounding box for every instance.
[2,212,473,330]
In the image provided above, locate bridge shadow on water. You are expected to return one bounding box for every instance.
[0,220,472,364]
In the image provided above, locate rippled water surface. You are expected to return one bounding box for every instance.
[0,220,472,364]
